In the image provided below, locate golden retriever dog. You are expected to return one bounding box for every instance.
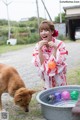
[0,63,36,112]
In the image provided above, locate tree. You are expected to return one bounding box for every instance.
[0,19,8,25]
[54,13,66,23]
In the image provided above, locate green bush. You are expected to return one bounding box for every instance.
[18,27,29,33]
[17,33,39,44]
[0,37,7,45]
[27,33,39,44]
[0,27,8,36]
[17,38,27,44]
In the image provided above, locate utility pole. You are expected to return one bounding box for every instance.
[41,0,52,21]
[59,0,62,23]
[43,0,46,19]
[2,0,13,40]
[36,0,40,33]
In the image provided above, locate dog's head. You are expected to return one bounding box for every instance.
[14,88,36,112]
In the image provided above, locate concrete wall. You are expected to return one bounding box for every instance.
[54,23,66,36]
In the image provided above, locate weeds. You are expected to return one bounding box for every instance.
[2,66,80,120]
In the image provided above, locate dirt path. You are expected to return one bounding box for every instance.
[0,42,80,88]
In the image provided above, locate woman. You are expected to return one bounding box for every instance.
[32,20,68,89]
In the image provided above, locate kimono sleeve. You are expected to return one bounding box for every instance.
[32,41,68,77]
[46,41,68,76]
[32,43,42,68]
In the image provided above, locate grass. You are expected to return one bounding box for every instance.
[67,66,80,85]
[2,66,80,120]
[0,43,80,120]
[0,44,34,54]
[3,96,43,120]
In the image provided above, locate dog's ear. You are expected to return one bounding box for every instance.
[14,94,22,103]
[28,90,36,95]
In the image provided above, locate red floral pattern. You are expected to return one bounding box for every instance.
[32,37,68,89]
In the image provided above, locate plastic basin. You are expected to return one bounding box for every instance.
[36,85,80,120]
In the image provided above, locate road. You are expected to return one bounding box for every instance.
[0,42,80,88]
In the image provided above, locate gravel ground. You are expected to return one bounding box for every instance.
[0,42,80,120]
[0,42,80,88]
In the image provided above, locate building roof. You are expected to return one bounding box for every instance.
[63,5,80,11]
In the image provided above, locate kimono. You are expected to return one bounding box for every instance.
[32,37,68,89]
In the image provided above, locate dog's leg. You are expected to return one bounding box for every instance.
[0,95,2,110]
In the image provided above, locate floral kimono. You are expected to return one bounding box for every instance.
[32,37,68,89]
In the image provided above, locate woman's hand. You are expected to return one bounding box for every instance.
[38,40,48,50]
[48,41,57,50]
[48,41,57,58]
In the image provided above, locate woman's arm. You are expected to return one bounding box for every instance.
[38,40,48,65]
[38,49,45,65]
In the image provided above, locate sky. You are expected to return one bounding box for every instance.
[0,0,80,21]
